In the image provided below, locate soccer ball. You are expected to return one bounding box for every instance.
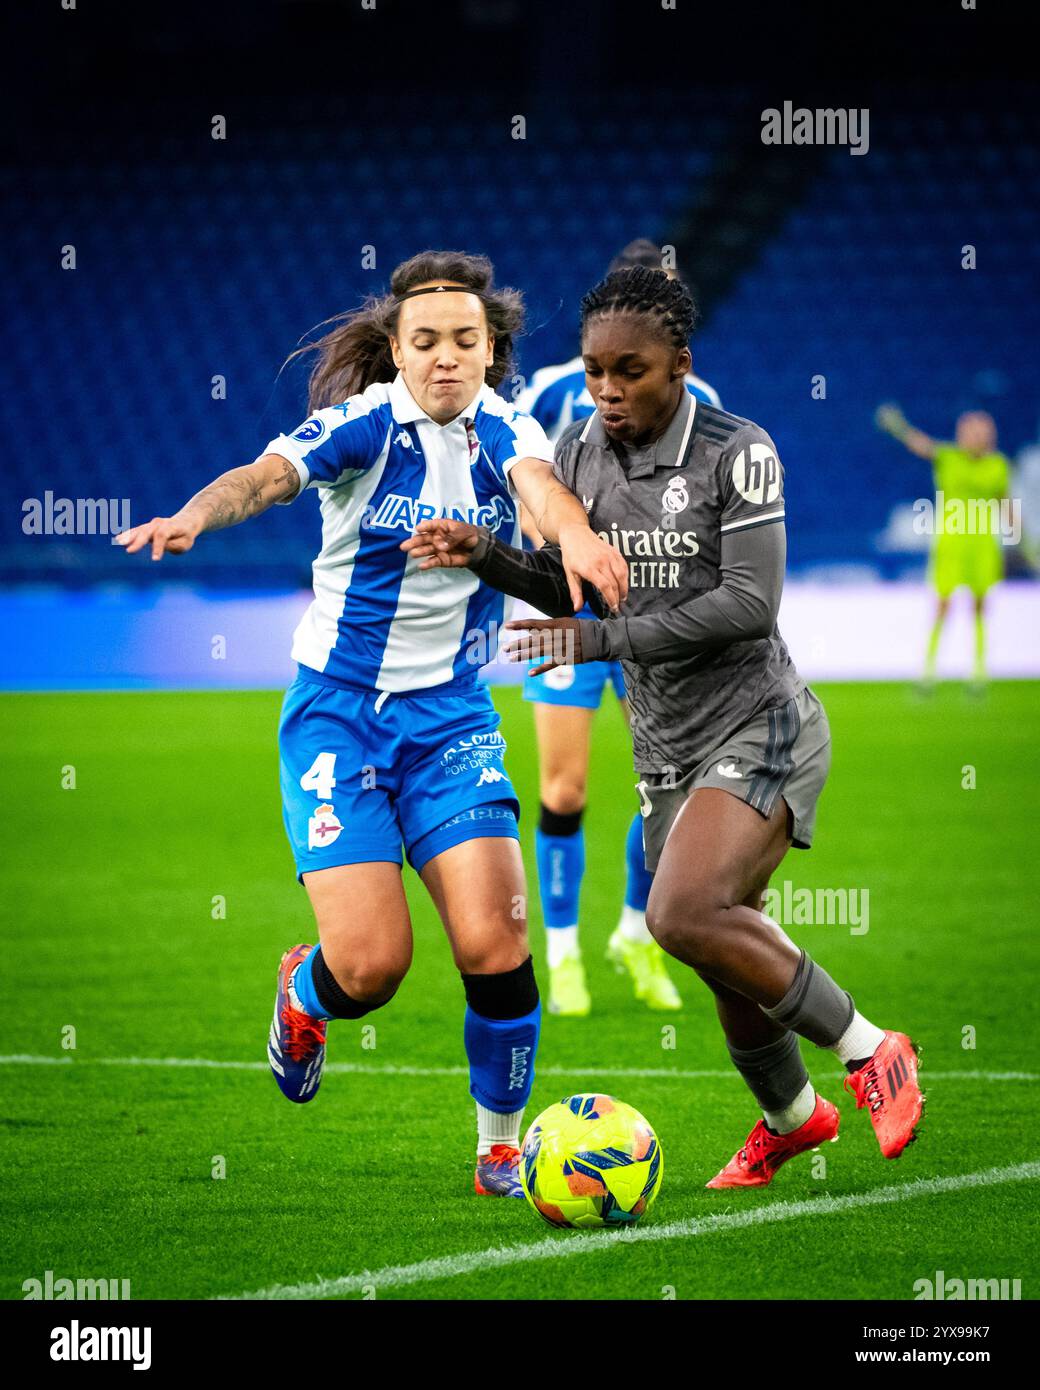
[519,1093,663,1229]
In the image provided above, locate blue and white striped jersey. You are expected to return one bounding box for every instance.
[517,355,721,445]
[264,374,553,692]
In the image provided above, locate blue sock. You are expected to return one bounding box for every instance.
[464,1004,541,1111]
[535,806,585,930]
[624,811,654,911]
[290,947,330,1020]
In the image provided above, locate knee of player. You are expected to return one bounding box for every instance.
[540,775,587,817]
[455,932,530,979]
[646,882,726,964]
[327,952,410,1007]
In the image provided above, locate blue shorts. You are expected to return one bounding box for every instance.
[520,600,626,709]
[523,660,627,709]
[279,666,520,879]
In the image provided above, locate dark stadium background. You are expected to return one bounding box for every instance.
[2,0,1039,1323]
[2,0,1036,680]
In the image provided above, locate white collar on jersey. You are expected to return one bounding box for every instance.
[389,371,489,427]
[578,383,697,474]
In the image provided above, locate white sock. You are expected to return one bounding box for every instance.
[286,968,306,1014]
[763,1079,817,1135]
[476,1103,524,1157]
[617,904,653,944]
[830,1012,887,1067]
[546,924,579,968]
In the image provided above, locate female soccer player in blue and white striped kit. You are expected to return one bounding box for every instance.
[116,251,628,1195]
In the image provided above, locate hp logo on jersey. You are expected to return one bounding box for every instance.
[732,443,781,504]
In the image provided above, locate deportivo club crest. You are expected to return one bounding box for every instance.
[308,803,343,850]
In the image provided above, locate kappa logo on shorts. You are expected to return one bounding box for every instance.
[308,803,343,849]
[716,761,743,779]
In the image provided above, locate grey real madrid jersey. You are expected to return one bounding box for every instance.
[552,392,804,773]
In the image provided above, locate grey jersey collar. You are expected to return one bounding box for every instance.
[578,389,697,477]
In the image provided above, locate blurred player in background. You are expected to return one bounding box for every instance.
[876,405,1011,688]
[116,250,627,1198]
[407,266,925,1188]
[515,240,720,1017]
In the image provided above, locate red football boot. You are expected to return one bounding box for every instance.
[844,1030,924,1158]
[706,1094,840,1189]
[474,1144,524,1197]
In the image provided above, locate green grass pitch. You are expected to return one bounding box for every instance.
[2,681,1038,1301]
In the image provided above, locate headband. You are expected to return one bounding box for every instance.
[394,282,484,304]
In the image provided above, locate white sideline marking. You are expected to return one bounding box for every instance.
[0,1054,1037,1082]
[224,1160,1040,1300]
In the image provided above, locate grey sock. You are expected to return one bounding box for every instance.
[726,1030,809,1113]
[762,950,855,1047]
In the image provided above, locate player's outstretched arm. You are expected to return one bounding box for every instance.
[401,520,586,616]
[508,456,628,611]
[875,403,938,460]
[590,523,784,663]
[507,522,787,670]
[114,453,300,560]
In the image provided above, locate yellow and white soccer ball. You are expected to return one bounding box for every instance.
[519,1094,663,1229]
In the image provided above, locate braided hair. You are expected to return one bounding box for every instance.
[579,266,698,351]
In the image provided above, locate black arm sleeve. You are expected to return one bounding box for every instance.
[580,520,786,664]
[468,531,603,617]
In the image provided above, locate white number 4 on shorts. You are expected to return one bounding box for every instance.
[300,751,337,800]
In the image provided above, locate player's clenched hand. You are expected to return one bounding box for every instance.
[400,518,481,569]
[504,617,586,675]
[114,515,200,561]
[557,523,628,614]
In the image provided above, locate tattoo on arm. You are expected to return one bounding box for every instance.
[181,457,297,534]
[274,455,301,501]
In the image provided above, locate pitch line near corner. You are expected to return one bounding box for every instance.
[225,1159,1040,1300]
[0,1054,1037,1083]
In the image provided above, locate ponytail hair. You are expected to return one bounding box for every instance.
[288,251,525,411]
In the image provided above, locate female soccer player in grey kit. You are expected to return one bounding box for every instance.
[404,266,924,1186]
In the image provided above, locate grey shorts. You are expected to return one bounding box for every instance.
[638,687,831,872]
